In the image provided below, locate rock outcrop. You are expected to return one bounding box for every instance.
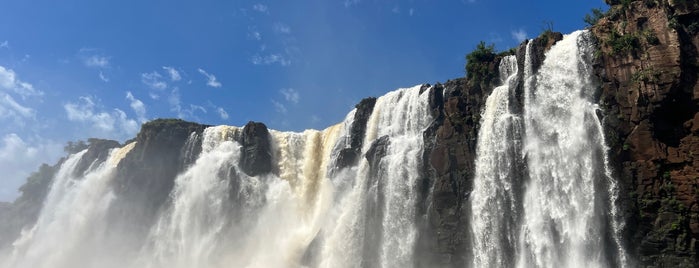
[239,121,272,176]
[593,0,699,266]
[337,97,378,169]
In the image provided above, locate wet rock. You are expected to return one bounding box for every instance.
[239,121,272,176]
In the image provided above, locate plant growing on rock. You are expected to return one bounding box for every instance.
[465,41,497,86]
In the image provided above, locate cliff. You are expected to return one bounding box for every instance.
[593,0,699,266]
[0,1,696,267]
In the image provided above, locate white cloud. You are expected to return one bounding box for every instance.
[99,71,109,82]
[344,0,360,7]
[0,65,43,97]
[251,54,291,66]
[169,88,183,118]
[84,55,110,68]
[197,68,222,88]
[126,91,147,123]
[249,31,262,41]
[409,8,414,16]
[217,107,229,120]
[271,100,287,114]
[0,41,8,49]
[0,94,35,119]
[141,71,167,90]
[252,3,268,13]
[274,23,291,34]
[162,66,181,81]
[0,134,63,201]
[64,96,139,139]
[512,28,528,43]
[279,88,300,104]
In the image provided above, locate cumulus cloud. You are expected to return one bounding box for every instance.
[251,54,291,66]
[197,68,222,88]
[84,55,110,68]
[99,71,109,82]
[126,91,147,123]
[271,100,287,114]
[216,107,229,120]
[279,88,300,104]
[141,71,167,90]
[0,65,43,97]
[0,94,35,120]
[64,96,139,139]
[512,28,528,43]
[252,3,268,13]
[0,133,63,201]
[168,88,206,119]
[162,66,181,81]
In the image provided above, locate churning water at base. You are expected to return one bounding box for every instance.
[470,30,627,268]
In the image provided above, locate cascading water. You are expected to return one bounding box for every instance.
[470,55,522,268]
[0,31,629,268]
[5,142,136,268]
[0,85,434,268]
[470,30,626,268]
[518,30,625,268]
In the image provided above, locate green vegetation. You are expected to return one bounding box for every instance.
[606,31,640,55]
[465,41,497,85]
[584,8,606,27]
[632,68,661,83]
[642,30,660,45]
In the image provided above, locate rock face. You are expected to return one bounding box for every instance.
[593,0,699,266]
[239,121,272,176]
[337,97,377,169]
[1,2,696,266]
[108,119,209,242]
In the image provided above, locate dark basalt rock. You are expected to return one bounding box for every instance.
[365,135,390,174]
[239,121,272,176]
[73,138,121,177]
[592,1,699,266]
[336,97,377,169]
[107,119,208,245]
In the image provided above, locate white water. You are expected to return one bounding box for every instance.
[470,55,522,268]
[1,86,433,268]
[5,143,136,268]
[1,32,629,268]
[471,30,627,268]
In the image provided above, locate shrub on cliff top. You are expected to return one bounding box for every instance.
[465,41,497,85]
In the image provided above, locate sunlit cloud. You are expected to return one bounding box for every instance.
[162,66,182,81]
[197,68,222,88]
[141,71,167,90]
[126,91,147,123]
[512,28,528,43]
[280,88,300,104]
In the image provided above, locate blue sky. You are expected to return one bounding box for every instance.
[0,0,606,200]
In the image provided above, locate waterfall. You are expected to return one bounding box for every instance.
[470,30,627,268]
[0,31,630,268]
[5,143,136,268]
[470,55,522,268]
